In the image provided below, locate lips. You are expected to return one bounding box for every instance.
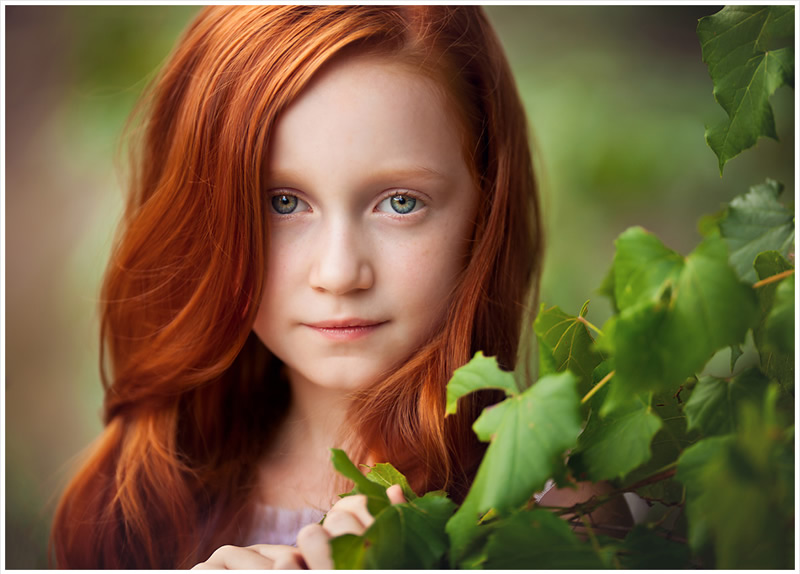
[304,318,388,341]
[306,318,386,329]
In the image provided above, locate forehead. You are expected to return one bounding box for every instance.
[266,54,469,183]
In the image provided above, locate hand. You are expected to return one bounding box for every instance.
[294,484,406,569]
[190,485,406,569]
[191,543,306,569]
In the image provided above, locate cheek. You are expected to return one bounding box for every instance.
[252,235,302,333]
[378,223,470,324]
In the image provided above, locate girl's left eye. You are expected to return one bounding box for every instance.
[377,193,424,215]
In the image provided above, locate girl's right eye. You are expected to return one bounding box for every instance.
[270,193,310,215]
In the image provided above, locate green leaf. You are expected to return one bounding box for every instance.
[361,462,418,501]
[330,534,367,569]
[330,449,390,516]
[718,180,794,283]
[603,228,757,413]
[597,265,618,312]
[330,491,456,569]
[697,6,795,173]
[446,372,582,566]
[534,302,604,397]
[677,388,795,568]
[620,388,699,505]
[753,251,794,385]
[611,227,683,312]
[616,525,691,569]
[684,368,769,437]
[764,273,794,353]
[483,510,605,569]
[445,351,519,415]
[675,435,733,550]
[368,493,456,568]
[697,208,725,238]
[470,371,581,512]
[573,393,663,481]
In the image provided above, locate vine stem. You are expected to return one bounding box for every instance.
[548,466,678,519]
[576,315,604,337]
[579,513,602,553]
[581,370,615,404]
[612,467,677,495]
[753,268,794,288]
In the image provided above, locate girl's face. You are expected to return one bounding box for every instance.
[253,54,479,392]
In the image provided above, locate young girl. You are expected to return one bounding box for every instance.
[51,6,545,568]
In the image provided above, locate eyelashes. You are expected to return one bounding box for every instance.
[268,190,426,216]
[376,192,423,215]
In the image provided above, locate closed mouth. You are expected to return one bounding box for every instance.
[303,319,388,341]
[305,318,387,329]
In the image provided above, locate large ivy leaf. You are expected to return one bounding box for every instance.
[330,491,456,569]
[697,6,795,173]
[676,387,795,568]
[718,180,794,283]
[469,371,581,512]
[753,251,794,385]
[446,371,581,566]
[602,228,757,413]
[572,393,662,481]
[684,368,769,437]
[445,351,519,415]
[534,302,603,397]
[483,509,605,569]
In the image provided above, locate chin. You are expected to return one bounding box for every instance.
[296,361,389,392]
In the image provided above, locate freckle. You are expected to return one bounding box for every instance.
[528,422,534,429]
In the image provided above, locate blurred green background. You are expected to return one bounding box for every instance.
[4,5,794,568]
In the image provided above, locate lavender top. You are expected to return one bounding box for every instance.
[244,505,326,547]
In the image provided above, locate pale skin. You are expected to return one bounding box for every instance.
[192,53,629,569]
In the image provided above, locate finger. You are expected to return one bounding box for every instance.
[248,544,306,570]
[296,523,334,570]
[327,494,374,528]
[271,552,305,570]
[201,545,274,569]
[322,507,369,537]
[387,484,406,505]
[248,544,301,561]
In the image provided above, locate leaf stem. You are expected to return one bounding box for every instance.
[581,370,615,404]
[576,315,604,337]
[753,269,794,288]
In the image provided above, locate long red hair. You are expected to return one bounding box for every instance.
[51,6,542,568]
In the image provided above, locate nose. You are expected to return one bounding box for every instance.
[309,220,374,295]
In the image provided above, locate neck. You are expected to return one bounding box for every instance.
[273,366,357,462]
[255,366,360,509]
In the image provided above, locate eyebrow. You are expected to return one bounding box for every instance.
[266,164,449,186]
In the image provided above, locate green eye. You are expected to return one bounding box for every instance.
[271,194,302,214]
[378,193,422,215]
[391,195,416,214]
